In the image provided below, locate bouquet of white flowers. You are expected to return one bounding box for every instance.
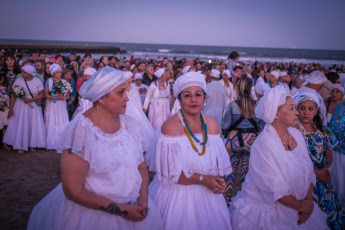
[12,85,26,99]
[0,94,9,112]
[62,82,73,95]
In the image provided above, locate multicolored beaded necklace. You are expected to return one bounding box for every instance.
[177,110,208,156]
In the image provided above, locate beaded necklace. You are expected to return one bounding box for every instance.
[298,121,324,164]
[177,110,208,156]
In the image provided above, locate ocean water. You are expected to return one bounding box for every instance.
[1,39,345,67]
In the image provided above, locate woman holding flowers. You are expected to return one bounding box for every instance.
[44,64,70,149]
[3,64,46,154]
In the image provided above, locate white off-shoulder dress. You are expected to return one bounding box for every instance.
[27,114,164,230]
[146,131,233,230]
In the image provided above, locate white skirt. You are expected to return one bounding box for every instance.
[330,150,345,207]
[28,184,164,230]
[149,178,232,230]
[3,100,46,150]
[148,98,170,131]
[44,100,69,149]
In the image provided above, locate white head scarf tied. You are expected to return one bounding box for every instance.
[210,69,220,79]
[173,71,206,97]
[255,85,288,124]
[280,71,287,77]
[134,73,143,80]
[79,66,126,102]
[293,86,327,123]
[49,64,62,75]
[84,67,97,76]
[331,84,344,94]
[181,66,191,74]
[154,68,165,79]
[305,71,327,84]
[222,69,231,77]
[123,71,133,80]
[21,64,36,76]
[254,82,270,96]
[270,71,280,80]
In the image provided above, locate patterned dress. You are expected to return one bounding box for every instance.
[298,122,345,230]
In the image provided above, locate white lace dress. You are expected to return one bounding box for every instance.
[146,132,233,230]
[3,78,46,150]
[230,125,328,230]
[27,114,164,230]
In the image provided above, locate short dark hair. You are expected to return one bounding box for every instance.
[233,66,242,71]
[228,51,239,60]
[325,72,339,84]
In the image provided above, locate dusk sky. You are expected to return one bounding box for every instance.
[1,0,345,50]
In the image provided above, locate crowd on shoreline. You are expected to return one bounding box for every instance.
[1,49,345,229]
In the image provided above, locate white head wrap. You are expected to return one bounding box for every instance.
[154,68,165,79]
[255,85,288,124]
[280,71,287,77]
[49,64,62,75]
[134,73,143,80]
[254,82,270,96]
[84,67,97,76]
[210,69,220,79]
[293,86,327,123]
[331,84,344,94]
[181,66,191,74]
[270,71,280,80]
[123,71,133,80]
[21,64,36,76]
[304,71,327,84]
[79,66,126,102]
[130,64,136,70]
[222,69,231,77]
[173,71,206,97]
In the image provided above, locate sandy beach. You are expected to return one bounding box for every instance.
[0,147,61,230]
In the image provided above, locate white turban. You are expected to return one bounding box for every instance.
[210,69,220,79]
[331,84,344,94]
[79,66,126,102]
[181,66,191,74]
[21,64,36,76]
[293,86,326,123]
[270,71,280,80]
[123,71,133,80]
[84,67,97,76]
[173,71,206,97]
[304,71,327,84]
[49,64,62,75]
[254,82,270,96]
[280,71,287,77]
[154,68,165,78]
[134,73,143,80]
[222,69,231,77]
[255,85,288,124]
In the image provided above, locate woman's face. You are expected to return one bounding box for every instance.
[132,67,139,74]
[259,70,265,77]
[84,75,92,81]
[265,72,271,82]
[135,78,142,86]
[147,67,154,75]
[6,57,15,68]
[331,88,344,101]
[45,64,51,74]
[275,96,299,126]
[63,71,72,81]
[295,80,302,89]
[53,70,62,79]
[222,73,229,81]
[100,82,129,115]
[285,75,291,83]
[297,100,318,125]
[270,74,277,84]
[22,70,32,80]
[179,86,205,116]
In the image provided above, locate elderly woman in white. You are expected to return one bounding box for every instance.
[230,85,328,229]
[27,67,163,230]
[146,72,233,230]
[143,68,171,130]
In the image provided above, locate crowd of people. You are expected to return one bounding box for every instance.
[1,49,345,229]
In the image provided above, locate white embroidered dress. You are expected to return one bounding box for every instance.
[44,77,69,149]
[146,131,233,230]
[3,78,46,150]
[27,114,163,230]
[230,125,328,230]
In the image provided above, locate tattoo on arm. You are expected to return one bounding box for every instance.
[100,203,128,217]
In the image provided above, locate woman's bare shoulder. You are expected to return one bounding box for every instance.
[161,114,184,136]
[204,114,220,135]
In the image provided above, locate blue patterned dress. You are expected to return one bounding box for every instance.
[298,122,345,230]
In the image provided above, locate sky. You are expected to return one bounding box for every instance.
[1,0,345,50]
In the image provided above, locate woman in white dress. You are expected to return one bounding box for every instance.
[143,68,171,130]
[131,73,149,106]
[124,71,142,111]
[219,69,234,106]
[27,66,163,230]
[44,64,69,149]
[4,64,46,154]
[230,85,328,229]
[146,71,233,230]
